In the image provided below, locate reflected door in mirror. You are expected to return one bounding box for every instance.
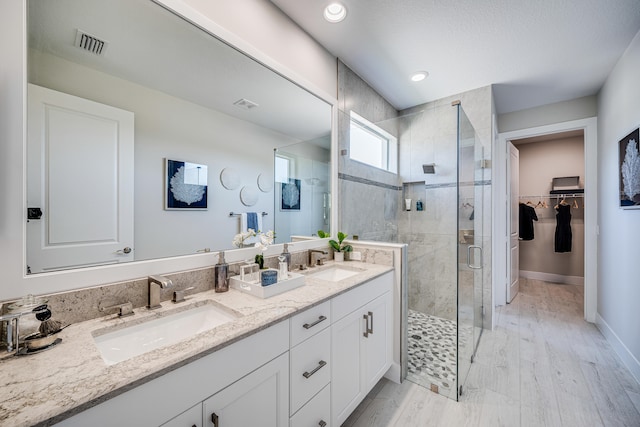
[27,84,134,273]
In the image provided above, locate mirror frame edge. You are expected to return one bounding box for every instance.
[5,0,337,301]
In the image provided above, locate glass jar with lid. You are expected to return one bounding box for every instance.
[6,294,49,338]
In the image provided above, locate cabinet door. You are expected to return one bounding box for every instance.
[160,403,202,427]
[330,308,364,426]
[203,352,289,427]
[362,292,392,392]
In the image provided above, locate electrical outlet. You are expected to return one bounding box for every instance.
[349,251,362,261]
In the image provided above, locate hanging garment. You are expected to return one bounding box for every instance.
[554,204,572,252]
[519,203,538,240]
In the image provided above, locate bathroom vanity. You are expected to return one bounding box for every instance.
[0,263,393,427]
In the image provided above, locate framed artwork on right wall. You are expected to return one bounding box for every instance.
[619,126,640,209]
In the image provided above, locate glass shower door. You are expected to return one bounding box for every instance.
[456,104,484,399]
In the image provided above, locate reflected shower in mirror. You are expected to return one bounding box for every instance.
[25,0,332,274]
[274,135,331,242]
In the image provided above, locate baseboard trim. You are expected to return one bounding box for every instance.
[519,270,584,285]
[596,313,640,386]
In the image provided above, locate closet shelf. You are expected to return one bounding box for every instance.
[550,189,584,195]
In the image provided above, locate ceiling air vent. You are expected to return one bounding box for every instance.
[233,98,259,110]
[74,29,108,56]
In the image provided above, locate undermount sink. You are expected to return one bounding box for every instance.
[307,266,360,282]
[93,302,239,365]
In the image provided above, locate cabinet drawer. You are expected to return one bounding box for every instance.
[290,301,331,347]
[290,384,331,427]
[331,271,392,322]
[290,328,331,415]
[160,403,202,427]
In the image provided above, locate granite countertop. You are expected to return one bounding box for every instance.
[0,261,392,427]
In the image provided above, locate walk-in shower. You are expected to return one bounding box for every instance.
[339,101,489,401]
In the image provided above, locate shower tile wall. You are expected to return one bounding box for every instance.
[337,60,494,329]
[337,61,400,241]
[398,87,494,327]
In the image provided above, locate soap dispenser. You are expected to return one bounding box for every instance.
[214,251,229,293]
[281,243,292,271]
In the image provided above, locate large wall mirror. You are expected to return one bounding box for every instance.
[25,0,332,274]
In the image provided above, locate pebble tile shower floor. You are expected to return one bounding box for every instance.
[407,310,459,398]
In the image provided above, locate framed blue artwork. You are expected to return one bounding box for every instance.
[281,178,300,210]
[619,127,640,209]
[165,158,208,210]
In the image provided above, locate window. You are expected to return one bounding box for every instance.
[275,155,291,183]
[349,111,397,173]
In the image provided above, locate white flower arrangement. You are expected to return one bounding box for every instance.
[232,229,275,251]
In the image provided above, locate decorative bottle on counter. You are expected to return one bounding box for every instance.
[281,243,292,271]
[214,251,229,293]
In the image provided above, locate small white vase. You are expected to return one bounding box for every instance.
[334,252,344,262]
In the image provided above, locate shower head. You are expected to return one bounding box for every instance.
[422,163,436,174]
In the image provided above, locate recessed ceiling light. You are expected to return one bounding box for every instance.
[411,72,429,82]
[324,3,347,23]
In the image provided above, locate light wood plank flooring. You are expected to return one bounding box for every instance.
[343,278,640,427]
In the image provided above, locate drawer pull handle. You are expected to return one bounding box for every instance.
[319,421,327,427]
[211,412,219,427]
[303,315,327,329]
[368,311,374,335]
[303,360,327,378]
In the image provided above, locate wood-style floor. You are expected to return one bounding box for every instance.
[343,278,640,427]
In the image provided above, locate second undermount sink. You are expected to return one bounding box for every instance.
[93,302,239,365]
[307,266,361,282]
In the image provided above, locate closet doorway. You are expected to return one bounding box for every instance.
[497,117,598,322]
[512,131,585,289]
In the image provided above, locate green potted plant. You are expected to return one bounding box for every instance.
[328,231,352,262]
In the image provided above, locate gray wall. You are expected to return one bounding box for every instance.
[597,29,640,379]
[498,96,597,134]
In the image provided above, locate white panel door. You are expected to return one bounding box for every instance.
[507,142,520,302]
[27,84,134,273]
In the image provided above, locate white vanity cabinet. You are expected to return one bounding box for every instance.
[52,270,394,427]
[330,271,393,426]
[54,321,289,427]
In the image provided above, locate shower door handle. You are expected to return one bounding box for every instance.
[467,245,483,270]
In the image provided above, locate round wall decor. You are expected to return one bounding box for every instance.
[240,186,259,206]
[220,168,240,190]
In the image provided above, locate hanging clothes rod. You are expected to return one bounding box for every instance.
[229,212,268,217]
[518,194,584,199]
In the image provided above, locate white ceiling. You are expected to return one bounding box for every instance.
[270,0,640,114]
[28,0,331,142]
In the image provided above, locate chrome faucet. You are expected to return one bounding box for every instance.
[148,275,173,309]
[309,249,329,267]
